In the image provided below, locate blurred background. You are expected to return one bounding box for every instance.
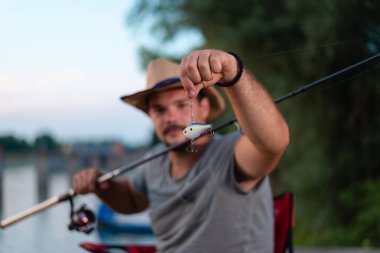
[1,0,380,252]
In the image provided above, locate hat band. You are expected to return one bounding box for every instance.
[153,77,181,89]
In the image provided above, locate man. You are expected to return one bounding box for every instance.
[72,49,289,253]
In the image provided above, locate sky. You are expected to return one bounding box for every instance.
[0,0,157,146]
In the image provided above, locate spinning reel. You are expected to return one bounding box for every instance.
[67,197,96,234]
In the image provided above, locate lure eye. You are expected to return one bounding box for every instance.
[190,128,192,131]
[184,130,187,134]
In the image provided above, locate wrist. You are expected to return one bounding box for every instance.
[216,52,244,88]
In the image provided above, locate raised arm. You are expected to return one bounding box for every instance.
[179,49,289,190]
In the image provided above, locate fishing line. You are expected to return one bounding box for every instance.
[210,53,380,134]
[276,63,380,107]
[242,37,370,60]
[186,98,198,152]
[189,98,194,123]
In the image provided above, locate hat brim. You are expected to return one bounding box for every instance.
[121,82,225,121]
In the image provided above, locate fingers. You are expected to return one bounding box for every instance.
[72,168,108,194]
[179,50,225,98]
[179,57,197,98]
[209,53,223,74]
[197,53,213,82]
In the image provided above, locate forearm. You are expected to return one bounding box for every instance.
[95,178,149,215]
[224,70,289,154]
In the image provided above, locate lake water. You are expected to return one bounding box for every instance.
[0,165,156,253]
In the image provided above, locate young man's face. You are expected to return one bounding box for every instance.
[147,88,210,146]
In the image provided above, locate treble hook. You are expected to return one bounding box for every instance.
[186,139,198,153]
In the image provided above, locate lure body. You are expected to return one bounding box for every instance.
[183,122,212,140]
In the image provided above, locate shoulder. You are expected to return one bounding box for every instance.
[204,132,242,166]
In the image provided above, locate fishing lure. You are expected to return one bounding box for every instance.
[183,122,213,140]
[183,122,213,152]
[183,98,213,152]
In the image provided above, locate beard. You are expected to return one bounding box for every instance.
[164,141,189,154]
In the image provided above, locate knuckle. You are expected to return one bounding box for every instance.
[185,63,197,74]
[209,55,219,65]
[198,61,209,72]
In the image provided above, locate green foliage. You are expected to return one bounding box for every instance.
[0,134,61,153]
[33,134,60,152]
[0,135,31,152]
[128,0,380,247]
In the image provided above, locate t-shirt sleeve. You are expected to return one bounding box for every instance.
[204,132,240,180]
[210,132,269,194]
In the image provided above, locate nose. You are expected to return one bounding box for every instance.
[164,106,178,124]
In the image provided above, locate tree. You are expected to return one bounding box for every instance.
[33,133,60,152]
[127,0,380,247]
[0,135,31,152]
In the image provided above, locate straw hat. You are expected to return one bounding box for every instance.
[121,58,225,121]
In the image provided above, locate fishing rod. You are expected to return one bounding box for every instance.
[1,52,379,230]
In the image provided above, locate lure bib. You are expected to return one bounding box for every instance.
[183,123,212,140]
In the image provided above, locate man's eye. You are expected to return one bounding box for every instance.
[178,103,188,109]
[153,108,165,114]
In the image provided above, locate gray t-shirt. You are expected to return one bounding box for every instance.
[129,133,274,253]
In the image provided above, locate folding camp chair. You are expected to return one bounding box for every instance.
[80,192,295,253]
[79,243,156,253]
[273,192,295,253]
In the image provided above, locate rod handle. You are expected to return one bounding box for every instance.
[0,190,74,229]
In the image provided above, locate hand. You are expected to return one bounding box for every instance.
[179,49,238,98]
[72,168,111,194]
